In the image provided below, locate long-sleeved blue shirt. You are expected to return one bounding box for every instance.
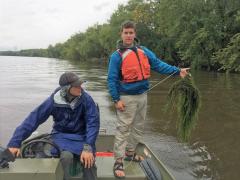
[7,89,100,155]
[107,46,180,101]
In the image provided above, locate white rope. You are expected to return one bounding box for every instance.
[143,71,178,94]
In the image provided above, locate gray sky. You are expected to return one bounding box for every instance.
[0,0,129,51]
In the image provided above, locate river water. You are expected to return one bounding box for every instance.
[0,56,239,180]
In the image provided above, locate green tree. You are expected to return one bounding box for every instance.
[212,33,240,72]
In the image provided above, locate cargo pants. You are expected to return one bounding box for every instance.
[113,93,147,159]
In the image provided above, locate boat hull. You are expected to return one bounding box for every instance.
[0,134,175,180]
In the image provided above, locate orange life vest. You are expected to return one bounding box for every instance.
[118,48,151,83]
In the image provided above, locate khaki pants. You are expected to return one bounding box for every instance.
[114,93,147,159]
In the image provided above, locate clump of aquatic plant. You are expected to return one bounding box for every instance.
[165,74,201,142]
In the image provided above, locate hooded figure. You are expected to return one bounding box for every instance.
[7,72,100,180]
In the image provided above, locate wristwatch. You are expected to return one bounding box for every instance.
[83,144,92,152]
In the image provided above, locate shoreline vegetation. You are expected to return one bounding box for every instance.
[1,0,239,73]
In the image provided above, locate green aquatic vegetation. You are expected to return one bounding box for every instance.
[165,75,201,142]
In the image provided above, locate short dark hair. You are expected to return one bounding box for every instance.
[120,20,136,32]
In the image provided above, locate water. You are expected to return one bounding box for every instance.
[0,56,239,180]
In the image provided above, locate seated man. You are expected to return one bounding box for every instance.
[7,72,100,180]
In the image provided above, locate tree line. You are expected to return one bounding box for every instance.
[1,0,239,72]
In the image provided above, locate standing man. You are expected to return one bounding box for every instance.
[107,20,189,178]
[7,72,100,180]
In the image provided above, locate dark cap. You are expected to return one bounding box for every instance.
[59,72,83,87]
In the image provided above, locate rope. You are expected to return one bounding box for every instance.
[143,71,178,94]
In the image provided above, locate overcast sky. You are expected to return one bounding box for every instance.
[0,0,129,51]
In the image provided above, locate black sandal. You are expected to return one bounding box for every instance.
[124,152,144,162]
[113,161,125,179]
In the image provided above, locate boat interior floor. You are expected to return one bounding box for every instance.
[71,156,146,180]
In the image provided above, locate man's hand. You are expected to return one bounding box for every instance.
[8,147,20,157]
[180,68,190,78]
[80,151,94,168]
[114,100,125,111]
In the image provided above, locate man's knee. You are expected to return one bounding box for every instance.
[60,151,73,162]
[117,125,130,133]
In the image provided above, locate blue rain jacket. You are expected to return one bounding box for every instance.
[7,88,100,155]
[107,46,180,101]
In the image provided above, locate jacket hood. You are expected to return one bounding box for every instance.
[53,88,83,110]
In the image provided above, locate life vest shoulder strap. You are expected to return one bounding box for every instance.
[117,46,144,60]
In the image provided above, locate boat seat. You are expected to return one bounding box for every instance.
[0,159,64,180]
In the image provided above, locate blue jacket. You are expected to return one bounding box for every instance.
[107,46,180,101]
[7,88,100,155]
